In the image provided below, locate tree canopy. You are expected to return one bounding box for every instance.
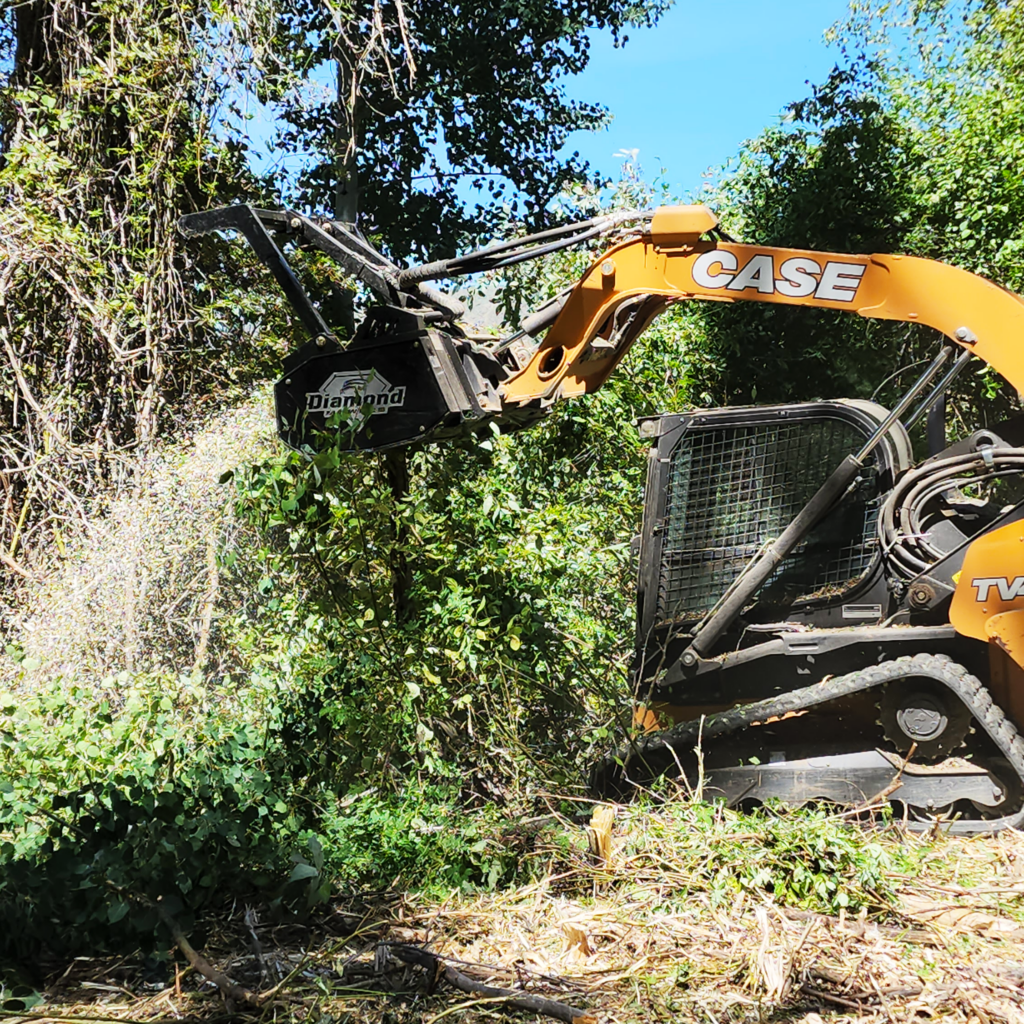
[269,0,669,258]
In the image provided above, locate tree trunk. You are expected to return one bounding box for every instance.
[382,450,414,624]
[13,0,60,87]
[334,42,360,225]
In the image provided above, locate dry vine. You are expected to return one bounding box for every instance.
[0,0,283,572]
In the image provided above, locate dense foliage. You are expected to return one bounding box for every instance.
[0,0,286,559]
[0,0,663,559]
[269,0,670,255]
[0,0,681,958]
[0,673,532,958]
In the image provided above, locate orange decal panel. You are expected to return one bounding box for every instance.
[950,520,1024,641]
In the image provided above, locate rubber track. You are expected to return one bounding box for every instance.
[595,654,1024,834]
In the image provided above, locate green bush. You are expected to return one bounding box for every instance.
[0,675,299,958]
[634,800,916,915]
[230,430,629,796]
[0,669,541,959]
[311,787,518,894]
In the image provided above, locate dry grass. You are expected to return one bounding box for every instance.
[12,800,1024,1024]
[0,394,277,691]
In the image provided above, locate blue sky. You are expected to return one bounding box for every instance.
[561,0,854,199]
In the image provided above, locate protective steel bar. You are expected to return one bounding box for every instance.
[179,205,336,341]
[905,347,974,431]
[686,455,864,660]
[855,345,954,461]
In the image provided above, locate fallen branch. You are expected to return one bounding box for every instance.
[157,902,260,1009]
[800,984,867,1010]
[0,1014,154,1024]
[781,907,934,944]
[389,944,595,1024]
[0,545,37,579]
[849,742,916,814]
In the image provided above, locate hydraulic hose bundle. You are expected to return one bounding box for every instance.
[879,448,1024,579]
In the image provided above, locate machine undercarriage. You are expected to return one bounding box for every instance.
[605,397,1024,830]
[599,644,1024,831]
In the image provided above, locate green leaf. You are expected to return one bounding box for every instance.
[107,899,130,924]
[2,988,42,1013]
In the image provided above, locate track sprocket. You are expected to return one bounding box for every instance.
[880,678,972,762]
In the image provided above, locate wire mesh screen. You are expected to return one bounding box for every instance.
[657,417,880,624]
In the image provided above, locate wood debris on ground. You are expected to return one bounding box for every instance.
[7,801,1024,1024]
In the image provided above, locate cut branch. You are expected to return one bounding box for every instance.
[158,903,261,1009]
[389,944,595,1024]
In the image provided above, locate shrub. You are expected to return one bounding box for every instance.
[0,674,298,958]
[633,800,916,915]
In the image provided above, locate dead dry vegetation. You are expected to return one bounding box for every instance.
[10,803,1024,1024]
[0,395,277,690]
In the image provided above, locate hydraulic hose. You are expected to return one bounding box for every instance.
[879,448,1024,579]
[396,209,645,288]
[411,282,466,320]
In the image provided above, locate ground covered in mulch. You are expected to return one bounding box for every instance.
[7,798,1024,1024]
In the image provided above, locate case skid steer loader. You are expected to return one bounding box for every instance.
[181,202,1024,832]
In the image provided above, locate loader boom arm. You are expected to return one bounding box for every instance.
[503,207,1024,408]
[179,203,1024,452]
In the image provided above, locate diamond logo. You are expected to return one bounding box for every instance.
[305,370,407,428]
